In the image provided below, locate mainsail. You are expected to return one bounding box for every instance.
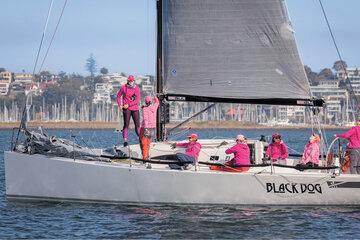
[161,0,316,105]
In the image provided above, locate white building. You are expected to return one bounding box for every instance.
[277,106,305,123]
[337,68,360,96]
[0,82,10,95]
[311,84,348,123]
[0,71,13,95]
[93,83,112,104]
[13,73,34,84]
[139,75,155,93]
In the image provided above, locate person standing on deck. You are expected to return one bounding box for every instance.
[117,75,141,147]
[335,119,360,174]
[140,96,159,160]
[170,133,202,170]
[265,133,289,164]
[300,134,321,167]
[224,134,251,172]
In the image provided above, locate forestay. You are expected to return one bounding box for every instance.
[162,0,312,104]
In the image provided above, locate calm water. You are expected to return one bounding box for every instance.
[0,128,359,239]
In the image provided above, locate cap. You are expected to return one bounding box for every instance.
[187,133,198,139]
[236,134,245,141]
[127,75,135,81]
[272,133,281,139]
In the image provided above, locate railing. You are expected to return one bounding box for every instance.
[326,137,343,174]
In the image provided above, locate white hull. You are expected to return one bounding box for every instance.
[5,151,360,205]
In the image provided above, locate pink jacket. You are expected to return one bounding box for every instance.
[116,85,141,111]
[336,126,360,149]
[176,142,202,160]
[301,142,320,164]
[141,97,159,129]
[225,143,250,165]
[266,142,288,161]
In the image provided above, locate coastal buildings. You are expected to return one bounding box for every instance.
[13,73,33,84]
[139,75,155,93]
[1,67,359,126]
[0,71,13,95]
[310,81,349,123]
[93,83,112,104]
[337,68,360,96]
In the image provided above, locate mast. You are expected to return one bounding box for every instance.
[156,0,165,141]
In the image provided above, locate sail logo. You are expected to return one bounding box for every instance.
[266,183,322,194]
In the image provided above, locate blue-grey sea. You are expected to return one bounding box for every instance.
[0,128,359,239]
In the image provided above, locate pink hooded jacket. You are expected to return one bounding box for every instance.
[301,142,320,164]
[266,142,289,161]
[336,126,360,149]
[141,97,159,129]
[225,143,250,165]
[116,84,141,111]
[176,141,202,160]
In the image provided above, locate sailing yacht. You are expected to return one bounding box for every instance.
[4,0,360,205]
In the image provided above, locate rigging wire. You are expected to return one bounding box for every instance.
[318,0,359,116]
[39,0,69,73]
[32,0,54,75]
[14,0,54,147]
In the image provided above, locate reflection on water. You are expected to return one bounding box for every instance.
[0,129,359,238]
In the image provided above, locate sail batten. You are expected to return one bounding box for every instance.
[162,0,312,103]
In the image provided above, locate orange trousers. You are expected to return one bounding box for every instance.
[140,128,151,160]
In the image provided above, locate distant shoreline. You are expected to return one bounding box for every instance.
[0,121,351,130]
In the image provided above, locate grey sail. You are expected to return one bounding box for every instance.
[162,0,314,105]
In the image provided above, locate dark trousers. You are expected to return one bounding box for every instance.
[169,153,195,170]
[122,109,140,139]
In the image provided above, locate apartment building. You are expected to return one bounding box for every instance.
[13,73,34,84]
[93,83,112,104]
[0,71,13,95]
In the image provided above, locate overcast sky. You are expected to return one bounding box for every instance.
[0,0,359,75]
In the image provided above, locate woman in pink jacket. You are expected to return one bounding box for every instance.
[140,96,159,160]
[224,134,250,171]
[266,133,289,163]
[300,134,320,167]
[170,133,202,170]
[225,135,250,165]
[336,119,360,174]
[116,75,141,146]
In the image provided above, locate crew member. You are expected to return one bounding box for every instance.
[335,119,360,174]
[265,133,289,164]
[170,133,202,170]
[224,134,250,172]
[140,96,159,160]
[116,75,141,147]
[300,134,321,167]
